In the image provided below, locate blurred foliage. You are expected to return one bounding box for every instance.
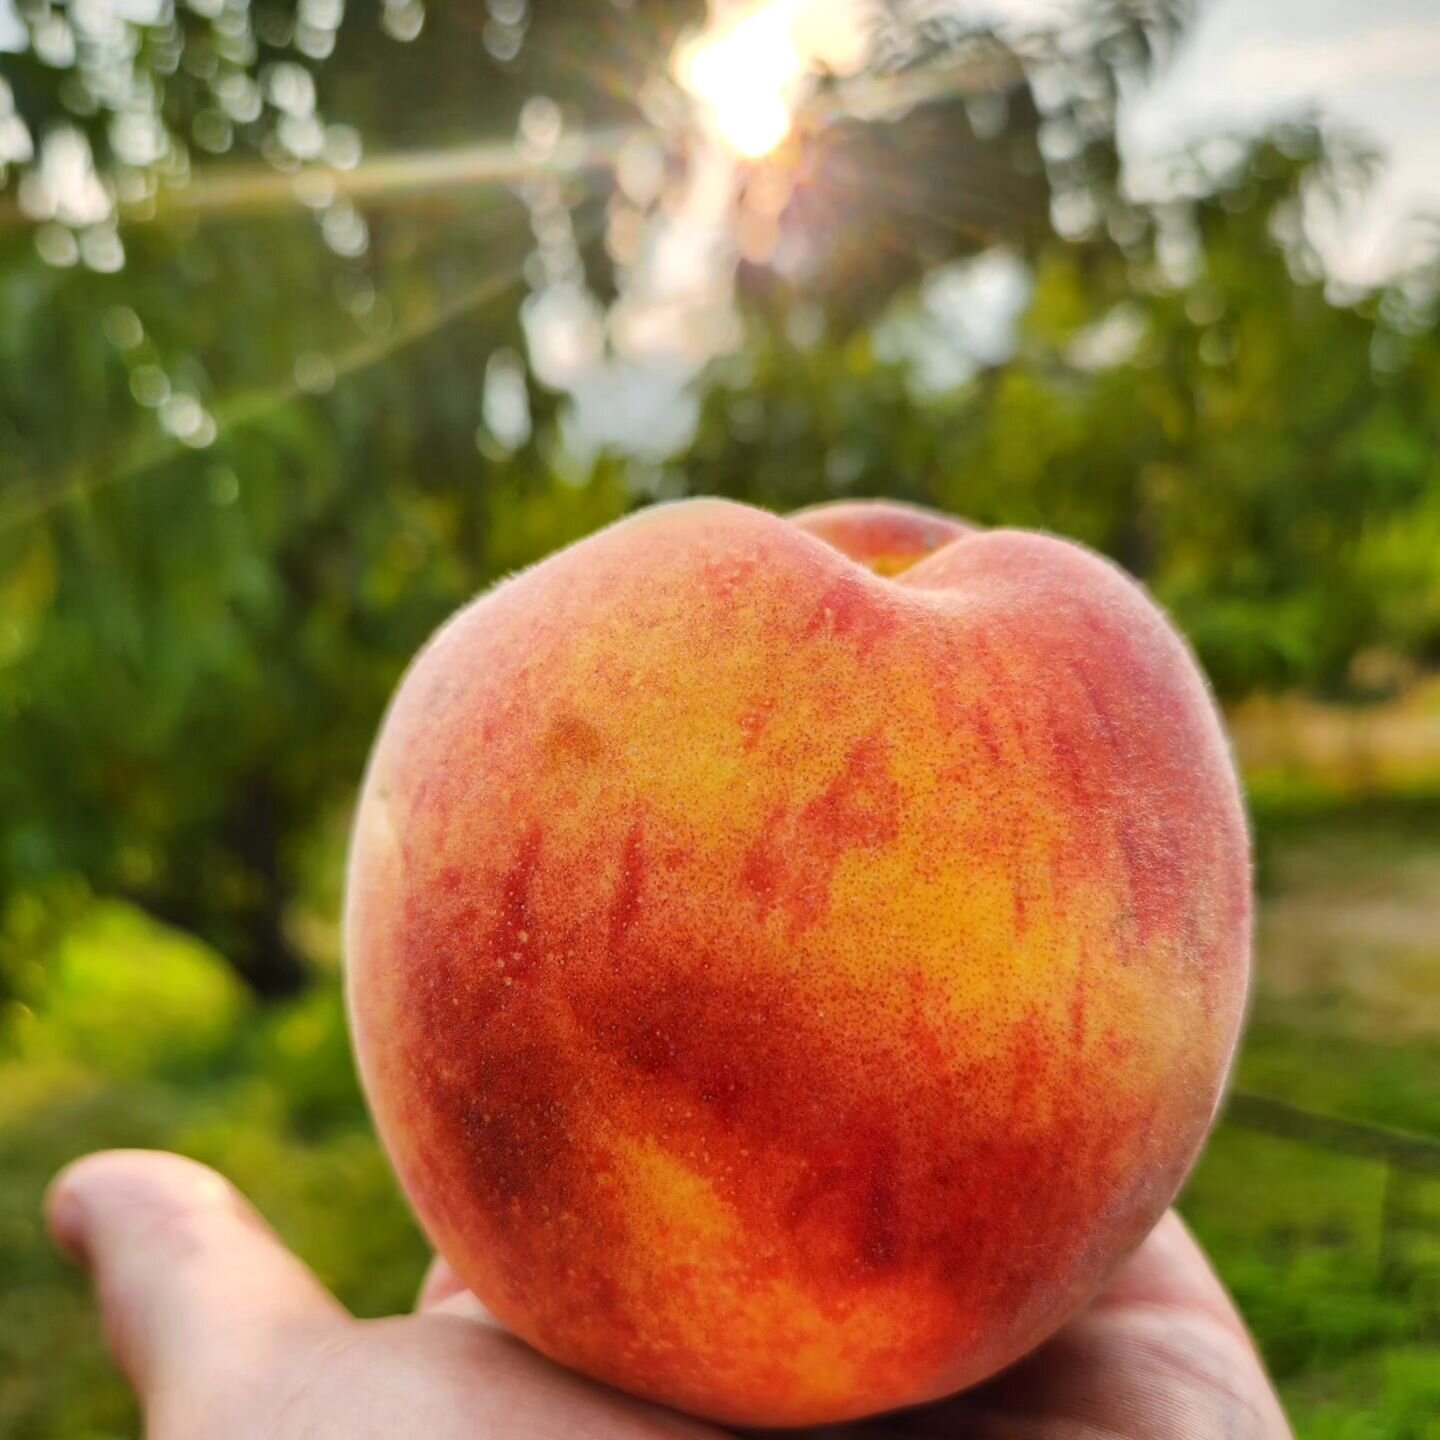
[2,0,1440,1434]
[3,0,1437,997]
[2,801,1439,1438]
[0,913,426,1438]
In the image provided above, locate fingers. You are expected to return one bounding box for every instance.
[1093,1210,1256,1337]
[416,1254,469,1311]
[416,1253,504,1322]
[46,1151,348,1406]
[405,1262,723,1437]
[385,1314,730,1440]
[955,1210,1294,1440]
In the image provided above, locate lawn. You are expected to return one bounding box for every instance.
[1,795,1437,1438]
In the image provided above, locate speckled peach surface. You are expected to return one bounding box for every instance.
[345,498,1250,1428]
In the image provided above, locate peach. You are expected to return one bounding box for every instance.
[345,498,1250,1428]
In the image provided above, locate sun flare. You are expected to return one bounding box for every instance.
[674,2,809,159]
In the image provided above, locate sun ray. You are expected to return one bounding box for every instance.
[0,224,599,531]
[0,129,634,230]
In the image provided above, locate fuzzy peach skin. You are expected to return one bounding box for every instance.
[344,498,1250,1429]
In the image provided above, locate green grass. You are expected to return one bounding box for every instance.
[0,915,426,1440]
[2,800,1438,1438]
[1182,791,1440,1437]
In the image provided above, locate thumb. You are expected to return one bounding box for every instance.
[46,1151,347,1409]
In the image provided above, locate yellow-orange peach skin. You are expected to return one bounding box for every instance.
[345,498,1250,1428]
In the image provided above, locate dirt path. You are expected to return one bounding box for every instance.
[1256,822,1440,1039]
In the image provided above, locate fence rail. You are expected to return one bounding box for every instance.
[1225,1089,1440,1289]
[1226,1090,1440,1175]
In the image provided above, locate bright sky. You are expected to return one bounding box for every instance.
[4,0,1438,280]
[589,0,1440,454]
[6,0,1439,454]
[668,0,1440,284]
[1126,0,1440,283]
[891,0,1440,283]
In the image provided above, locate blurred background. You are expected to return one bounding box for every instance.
[2,0,1439,1433]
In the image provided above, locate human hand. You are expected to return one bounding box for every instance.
[47,1150,1292,1440]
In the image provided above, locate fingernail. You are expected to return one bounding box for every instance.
[45,1182,89,1266]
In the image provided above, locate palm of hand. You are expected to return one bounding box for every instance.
[48,1152,1290,1440]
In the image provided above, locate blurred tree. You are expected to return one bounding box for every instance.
[691,124,1440,697]
[0,0,681,992]
[1,0,1438,998]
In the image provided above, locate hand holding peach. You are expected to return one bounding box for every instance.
[345,499,1250,1427]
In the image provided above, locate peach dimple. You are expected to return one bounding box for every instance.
[346,497,1250,1428]
[791,497,974,575]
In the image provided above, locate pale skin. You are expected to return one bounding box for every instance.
[47,1150,1294,1440]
